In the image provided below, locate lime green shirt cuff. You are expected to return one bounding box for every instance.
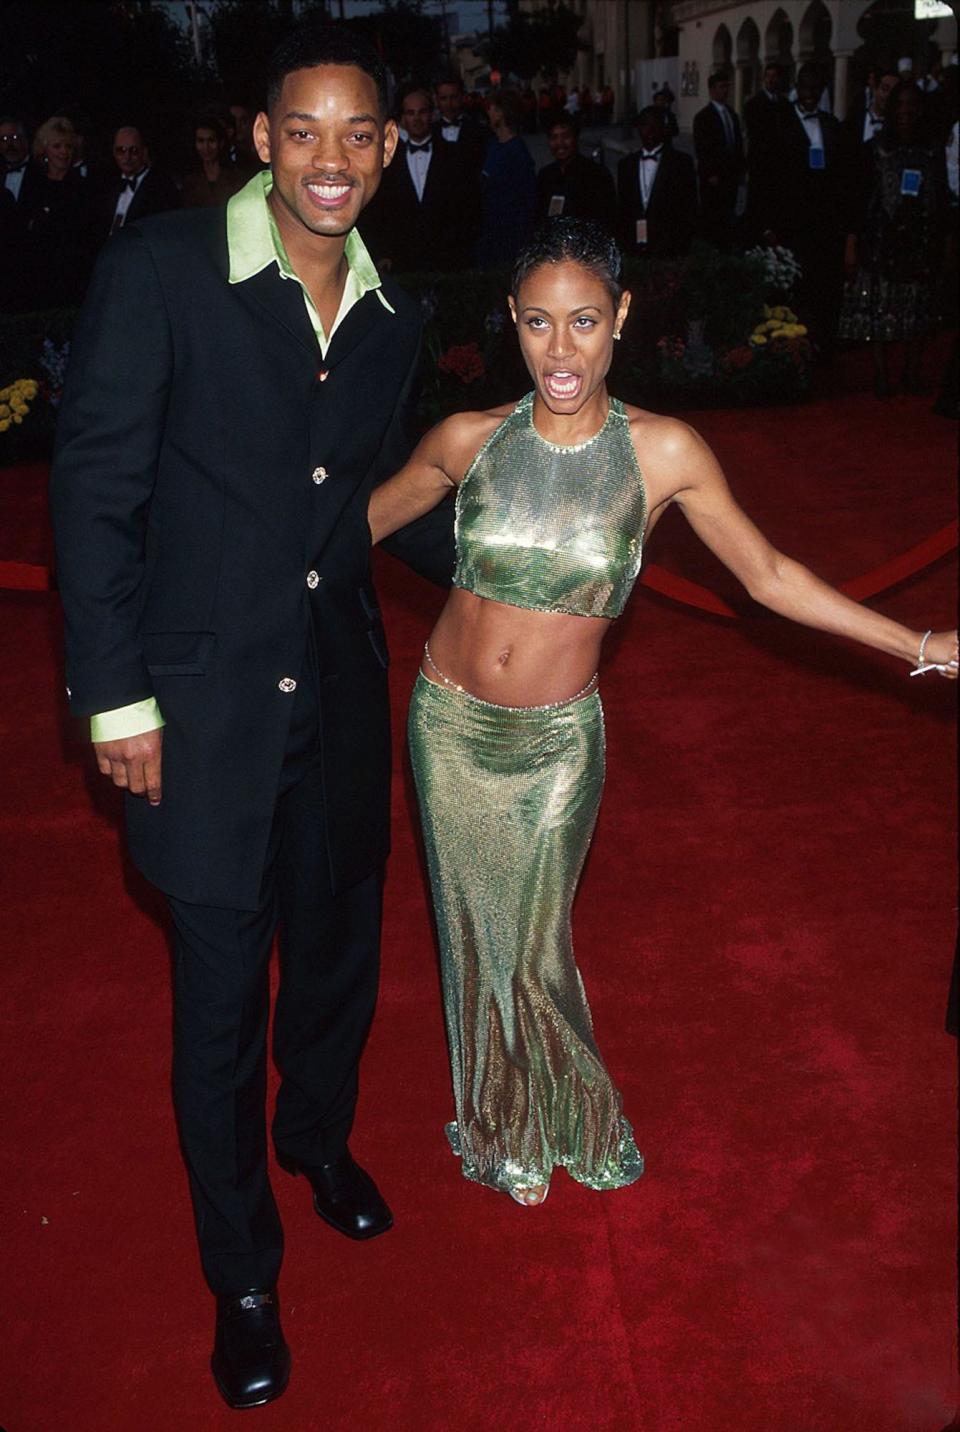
[90,698,165,743]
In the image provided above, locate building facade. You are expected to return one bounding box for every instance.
[524,0,957,129]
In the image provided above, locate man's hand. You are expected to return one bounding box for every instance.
[94,728,163,804]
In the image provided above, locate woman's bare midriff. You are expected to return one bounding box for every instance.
[423,587,610,706]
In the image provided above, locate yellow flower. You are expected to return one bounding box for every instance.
[12,413,22,424]
[0,418,9,432]
[751,334,768,346]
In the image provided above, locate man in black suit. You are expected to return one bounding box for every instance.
[103,125,180,237]
[51,25,452,1410]
[764,63,847,352]
[744,62,788,238]
[535,116,616,231]
[359,82,473,271]
[693,69,744,248]
[433,73,488,175]
[616,106,698,258]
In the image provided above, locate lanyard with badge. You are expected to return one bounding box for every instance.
[901,168,922,196]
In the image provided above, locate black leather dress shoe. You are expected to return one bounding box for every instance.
[277,1150,393,1240]
[211,1288,290,1410]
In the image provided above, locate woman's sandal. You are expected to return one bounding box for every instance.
[509,1184,549,1207]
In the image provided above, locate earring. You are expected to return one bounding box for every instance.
[613,331,621,341]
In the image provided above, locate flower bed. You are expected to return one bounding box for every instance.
[0,247,812,463]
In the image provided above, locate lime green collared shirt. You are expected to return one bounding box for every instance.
[91,170,393,743]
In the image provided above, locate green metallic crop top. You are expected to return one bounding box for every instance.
[453,392,647,619]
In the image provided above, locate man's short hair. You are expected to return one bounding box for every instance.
[434,73,463,93]
[397,82,432,111]
[636,105,665,128]
[763,62,785,79]
[548,115,579,136]
[266,22,390,117]
[708,70,731,90]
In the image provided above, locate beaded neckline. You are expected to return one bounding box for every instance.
[524,391,615,454]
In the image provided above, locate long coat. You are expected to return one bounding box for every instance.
[51,206,452,911]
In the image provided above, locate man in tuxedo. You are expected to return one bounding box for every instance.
[535,116,616,231]
[1,116,36,204]
[616,106,698,259]
[764,63,847,352]
[693,69,744,248]
[103,125,180,237]
[433,73,488,175]
[51,25,452,1410]
[744,62,788,237]
[359,82,473,271]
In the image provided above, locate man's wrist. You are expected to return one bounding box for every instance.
[91,698,165,743]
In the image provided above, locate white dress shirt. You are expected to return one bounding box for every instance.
[712,100,735,149]
[112,167,150,229]
[4,164,27,201]
[637,147,662,207]
[796,106,824,154]
[405,141,431,202]
[862,107,884,144]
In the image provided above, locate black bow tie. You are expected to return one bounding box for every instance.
[640,149,662,161]
[122,175,141,192]
[407,140,432,153]
[5,160,27,173]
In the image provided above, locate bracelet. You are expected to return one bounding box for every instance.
[909,629,958,677]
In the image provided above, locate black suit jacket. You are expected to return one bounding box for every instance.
[693,103,744,195]
[359,138,473,272]
[767,107,846,247]
[616,146,697,258]
[102,166,181,239]
[535,154,616,232]
[744,91,789,234]
[432,116,488,175]
[50,206,453,910]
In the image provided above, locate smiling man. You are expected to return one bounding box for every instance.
[50,23,452,1410]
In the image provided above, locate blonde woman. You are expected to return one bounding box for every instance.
[25,115,93,307]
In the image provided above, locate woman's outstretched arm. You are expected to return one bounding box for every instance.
[647,420,958,675]
[369,410,497,545]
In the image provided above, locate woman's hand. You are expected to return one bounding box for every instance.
[915,630,959,677]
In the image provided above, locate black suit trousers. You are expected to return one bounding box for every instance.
[168,639,383,1295]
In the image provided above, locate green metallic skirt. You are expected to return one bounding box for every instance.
[408,671,644,1196]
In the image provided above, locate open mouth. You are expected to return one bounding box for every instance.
[543,371,582,401]
[304,180,355,210]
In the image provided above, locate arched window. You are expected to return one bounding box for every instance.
[765,7,794,76]
[737,18,761,100]
[799,0,832,65]
[712,24,732,71]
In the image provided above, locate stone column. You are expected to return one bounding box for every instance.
[734,62,745,116]
[833,51,851,122]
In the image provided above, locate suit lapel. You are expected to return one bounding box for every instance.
[237,265,319,360]
[325,288,384,370]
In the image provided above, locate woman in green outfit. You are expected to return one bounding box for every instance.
[370,220,957,1208]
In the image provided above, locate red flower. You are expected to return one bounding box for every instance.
[438,342,485,384]
[724,346,753,370]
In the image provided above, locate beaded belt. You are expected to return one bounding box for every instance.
[422,642,598,711]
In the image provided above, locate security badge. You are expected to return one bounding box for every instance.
[901,169,922,196]
[548,194,565,217]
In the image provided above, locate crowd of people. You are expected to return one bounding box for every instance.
[2,60,958,375]
[0,102,260,312]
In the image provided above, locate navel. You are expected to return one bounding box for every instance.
[497,648,512,667]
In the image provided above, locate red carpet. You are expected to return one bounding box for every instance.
[2,380,956,1430]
